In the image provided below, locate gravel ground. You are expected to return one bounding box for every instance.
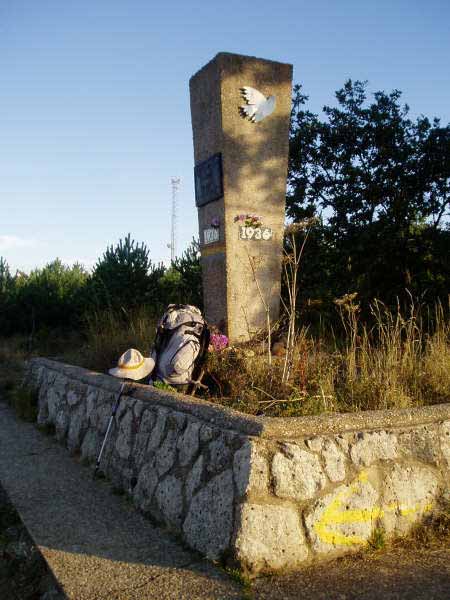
[0,485,65,600]
[253,543,450,600]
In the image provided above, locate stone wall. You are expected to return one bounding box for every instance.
[26,358,450,575]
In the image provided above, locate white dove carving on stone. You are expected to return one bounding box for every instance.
[239,86,276,123]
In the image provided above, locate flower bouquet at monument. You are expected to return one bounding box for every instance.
[234,214,262,228]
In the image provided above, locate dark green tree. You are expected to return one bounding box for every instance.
[172,239,203,308]
[10,260,88,333]
[0,257,13,333]
[0,257,12,297]
[89,234,165,310]
[156,239,202,308]
[288,80,450,307]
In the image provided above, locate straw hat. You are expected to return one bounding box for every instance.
[109,348,155,381]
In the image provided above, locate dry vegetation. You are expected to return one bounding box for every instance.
[1,298,449,419]
[206,297,450,417]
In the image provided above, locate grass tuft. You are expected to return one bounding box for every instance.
[225,567,253,598]
[367,527,386,551]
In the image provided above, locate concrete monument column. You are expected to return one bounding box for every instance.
[190,52,293,343]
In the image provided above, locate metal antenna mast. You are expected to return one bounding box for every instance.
[169,177,181,263]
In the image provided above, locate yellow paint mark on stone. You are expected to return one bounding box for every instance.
[314,471,434,547]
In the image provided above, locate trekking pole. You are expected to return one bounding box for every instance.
[93,380,128,479]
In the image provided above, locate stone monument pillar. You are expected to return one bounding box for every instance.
[190,52,293,343]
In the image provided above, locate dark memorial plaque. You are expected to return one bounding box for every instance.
[194,153,223,207]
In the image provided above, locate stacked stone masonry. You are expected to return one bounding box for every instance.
[26,359,450,575]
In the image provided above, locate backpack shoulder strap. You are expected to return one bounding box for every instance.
[186,324,211,394]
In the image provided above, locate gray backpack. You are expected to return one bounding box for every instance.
[151,304,210,387]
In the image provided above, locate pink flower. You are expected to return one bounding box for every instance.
[210,333,229,351]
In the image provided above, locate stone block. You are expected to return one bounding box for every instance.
[183,469,234,559]
[272,443,326,501]
[305,472,379,556]
[397,425,441,465]
[133,400,146,419]
[177,421,201,467]
[134,410,156,470]
[155,475,184,529]
[199,425,215,444]
[47,388,62,423]
[306,437,346,482]
[186,455,204,504]
[115,410,134,461]
[234,503,308,573]
[80,429,100,463]
[55,409,70,442]
[171,411,186,430]
[155,428,178,476]
[134,460,159,512]
[206,435,231,473]
[92,390,117,434]
[233,440,269,497]
[67,389,82,407]
[381,463,440,535]
[116,396,134,421]
[37,400,49,426]
[67,404,86,453]
[439,420,450,470]
[85,387,99,426]
[350,431,398,467]
[147,408,168,451]
[334,434,350,454]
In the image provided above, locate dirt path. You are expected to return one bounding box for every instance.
[253,544,450,600]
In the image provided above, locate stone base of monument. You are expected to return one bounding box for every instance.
[26,358,450,575]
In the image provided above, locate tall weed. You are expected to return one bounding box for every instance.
[81,307,157,373]
[206,298,450,416]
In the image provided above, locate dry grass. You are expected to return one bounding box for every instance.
[1,300,448,418]
[395,501,450,549]
[205,298,450,416]
[0,336,27,397]
[78,307,157,373]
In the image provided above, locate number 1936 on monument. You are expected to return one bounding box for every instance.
[239,226,273,241]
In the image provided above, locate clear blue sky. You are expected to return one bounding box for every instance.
[1,0,449,272]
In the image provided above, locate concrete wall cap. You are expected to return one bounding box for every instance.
[29,358,450,439]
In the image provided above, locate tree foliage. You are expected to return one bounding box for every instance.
[0,236,203,336]
[0,259,88,334]
[89,234,161,310]
[172,239,203,308]
[287,80,450,308]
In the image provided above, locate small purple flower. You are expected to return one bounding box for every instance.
[210,333,229,351]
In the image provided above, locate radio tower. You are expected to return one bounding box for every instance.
[168,177,181,263]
